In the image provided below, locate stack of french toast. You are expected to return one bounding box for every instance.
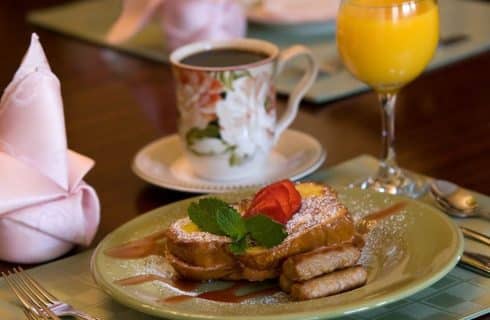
[164,180,367,300]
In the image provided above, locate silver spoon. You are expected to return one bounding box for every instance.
[430,179,490,221]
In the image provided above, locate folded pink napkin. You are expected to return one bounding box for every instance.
[106,0,246,52]
[0,34,100,264]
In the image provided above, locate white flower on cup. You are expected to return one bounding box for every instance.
[216,72,275,160]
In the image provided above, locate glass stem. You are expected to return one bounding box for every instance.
[378,92,399,178]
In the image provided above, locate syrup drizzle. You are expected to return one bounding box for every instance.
[115,275,280,304]
[115,274,199,291]
[364,201,407,222]
[162,282,280,304]
[357,201,407,234]
[104,230,166,259]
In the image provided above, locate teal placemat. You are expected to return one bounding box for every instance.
[0,155,489,319]
[27,0,490,103]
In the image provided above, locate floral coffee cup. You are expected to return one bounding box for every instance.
[170,38,318,181]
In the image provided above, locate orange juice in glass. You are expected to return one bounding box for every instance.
[337,0,439,197]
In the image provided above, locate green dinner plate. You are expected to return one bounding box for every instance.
[91,187,463,320]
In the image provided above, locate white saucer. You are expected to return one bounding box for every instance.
[132,129,326,193]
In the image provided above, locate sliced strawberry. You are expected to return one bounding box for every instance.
[259,180,300,216]
[249,185,288,211]
[252,183,275,204]
[282,180,301,213]
[271,184,292,217]
[246,197,287,224]
[245,180,302,224]
[254,181,289,203]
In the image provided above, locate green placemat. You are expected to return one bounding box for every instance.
[27,0,490,103]
[0,155,489,319]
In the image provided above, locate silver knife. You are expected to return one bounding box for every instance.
[460,227,490,246]
[459,251,490,277]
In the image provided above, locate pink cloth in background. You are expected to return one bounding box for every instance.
[258,0,340,23]
[0,34,100,264]
[161,0,246,51]
[106,0,246,52]
[106,0,165,44]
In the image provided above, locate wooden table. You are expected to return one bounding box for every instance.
[1,0,489,277]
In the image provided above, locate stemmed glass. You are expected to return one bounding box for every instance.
[336,0,439,197]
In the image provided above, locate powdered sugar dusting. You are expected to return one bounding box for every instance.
[339,191,409,278]
[358,214,407,271]
[242,291,291,304]
[286,186,345,236]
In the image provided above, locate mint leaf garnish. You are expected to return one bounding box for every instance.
[245,215,287,248]
[229,237,248,255]
[216,207,247,240]
[187,198,288,254]
[188,198,226,236]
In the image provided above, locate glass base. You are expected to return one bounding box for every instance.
[354,166,428,198]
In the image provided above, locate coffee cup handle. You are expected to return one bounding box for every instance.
[274,45,318,143]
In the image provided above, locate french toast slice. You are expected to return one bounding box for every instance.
[282,244,361,281]
[165,217,235,269]
[239,209,356,270]
[284,266,367,300]
[166,250,278,281]
[279,243,362,296]
[166,250,235,280]
[240,183,358,270]
[165,183,358,275]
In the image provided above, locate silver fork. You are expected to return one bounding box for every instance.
[2,267,101,320]
[2,270,60,320]
[23,307,52,320]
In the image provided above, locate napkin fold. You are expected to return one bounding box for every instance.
[106,0,246,51]
[0,34,100,264]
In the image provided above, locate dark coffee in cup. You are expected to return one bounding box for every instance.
[180,48,269,67]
